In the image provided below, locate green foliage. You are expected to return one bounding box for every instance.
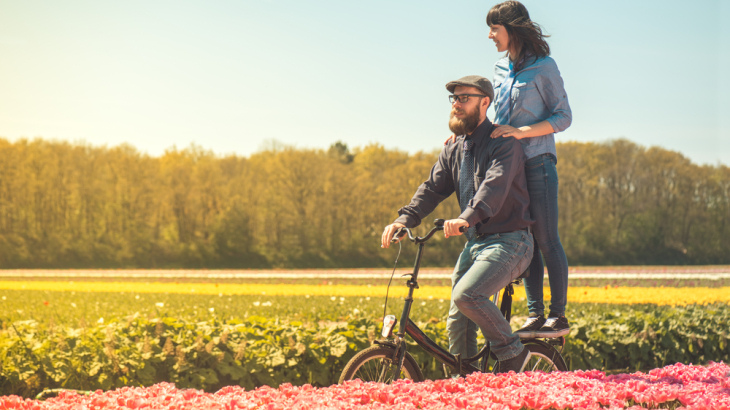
[564,303,730,372]
[0,315,375,398]
[0,290,452,326]
[0,137,727,268]
[2,302,729,398]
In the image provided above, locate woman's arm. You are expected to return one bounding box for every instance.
[490,120,554,139]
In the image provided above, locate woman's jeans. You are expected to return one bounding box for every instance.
[524,153,569,317]
[447,229,534,361]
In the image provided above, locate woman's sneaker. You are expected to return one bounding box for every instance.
[515,314,546,338]
[533,315,570,338]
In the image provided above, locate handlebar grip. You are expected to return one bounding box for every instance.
[391,227,406,243]
[435,219,467,233]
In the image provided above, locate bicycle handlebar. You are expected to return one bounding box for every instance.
[392,219,466,244]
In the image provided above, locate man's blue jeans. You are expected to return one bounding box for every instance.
[447,229,534,361]
[524,153,569,317]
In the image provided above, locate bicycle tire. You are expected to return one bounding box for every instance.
[339,345,425,384]
[521,341,567,372]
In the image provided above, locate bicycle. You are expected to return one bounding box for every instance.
[339,219,567,384]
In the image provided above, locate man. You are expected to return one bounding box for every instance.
[381,75,534,373]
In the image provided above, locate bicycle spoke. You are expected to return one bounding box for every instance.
[351,356,410,383]
[531,357,543,371]
[378,360,391,383]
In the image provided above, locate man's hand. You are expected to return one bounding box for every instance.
[444,219,469,238]
[381,222,406,249]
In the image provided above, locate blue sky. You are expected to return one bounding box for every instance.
[1,0,728,165]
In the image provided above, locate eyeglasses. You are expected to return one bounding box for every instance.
[449,94,487,104]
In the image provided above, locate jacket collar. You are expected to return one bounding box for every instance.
[464,117,494,147]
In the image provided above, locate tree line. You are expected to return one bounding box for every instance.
[0,137,727,268]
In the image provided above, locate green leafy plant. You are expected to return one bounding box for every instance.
[2,303,729,398]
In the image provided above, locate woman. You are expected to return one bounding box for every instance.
[487,0,572,337]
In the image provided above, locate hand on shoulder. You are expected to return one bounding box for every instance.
[491,124,526,140]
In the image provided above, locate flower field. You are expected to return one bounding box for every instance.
[1,281,729,306]
[2,269,730,406]
[1,362,729,409]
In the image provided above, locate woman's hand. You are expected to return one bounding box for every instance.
[444,134,457,145]
[491,121,555,139]
[491,124,526,139]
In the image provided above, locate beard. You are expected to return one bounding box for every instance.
[448,104,481,136]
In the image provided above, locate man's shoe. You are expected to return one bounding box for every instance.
[515,314,546,338]
[533,315,570,338]
[494,347,530,374]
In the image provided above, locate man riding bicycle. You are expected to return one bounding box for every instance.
[381,75,535,373]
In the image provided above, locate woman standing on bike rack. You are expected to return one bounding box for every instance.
[486,1,573,338]
[382,74,535,373]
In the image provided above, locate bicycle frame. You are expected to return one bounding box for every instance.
[381,220,490,377]
[379,220,565,379]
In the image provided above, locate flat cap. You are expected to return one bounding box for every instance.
[445,75,494,104]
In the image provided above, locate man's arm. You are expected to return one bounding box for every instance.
[458,137,524,226]
[393,147,456,228]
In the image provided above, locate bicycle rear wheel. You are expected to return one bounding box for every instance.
[522,341,567,372]
[339,345,424,384]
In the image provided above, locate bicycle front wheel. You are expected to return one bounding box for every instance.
[522,341,567,372]
[339,345,424,384]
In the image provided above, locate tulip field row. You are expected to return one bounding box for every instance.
[2,362,730,409]
[2,280,730,306]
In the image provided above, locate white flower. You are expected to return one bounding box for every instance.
[428,295,434,299]
[261,291,266,295]
[71,303,77,308]
[218,293,223,297]
[135,295,140,300]
[1,296,5,300]
[16,310,23,314]
[340,297,345,302]
[353,308,360,315]
[365,297,370,301]
[262,301,272,307]
[155,303,164,308]
[208,308,215,313]
[305,295,310,298]
[330,296,336,301]
[97,318,104,324]
[439,299,444,303]
[253,301,261,306]
[421,301,426,306]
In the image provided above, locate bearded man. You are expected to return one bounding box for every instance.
[381,75,535,373]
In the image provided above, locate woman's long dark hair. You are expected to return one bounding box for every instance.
[486,1,550,67]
